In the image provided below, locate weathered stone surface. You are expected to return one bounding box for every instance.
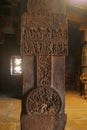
[22,56,35,93]
[26,87,61,115]
[22,114,66,130]
[27,0,66,14]
[21,13,68,56]
[37,56,51,87]
[21,0,67,130]
[52,56,65,112]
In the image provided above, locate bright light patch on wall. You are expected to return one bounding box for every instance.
[68,0,87,9]
[69,0,87,4]
[11,56,22,75]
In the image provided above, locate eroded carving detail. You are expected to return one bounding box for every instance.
[26,87,61,115]
[37,56,51,87]
[21,13,68,56]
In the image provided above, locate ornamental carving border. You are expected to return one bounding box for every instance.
[37,56,51,87]
[21,13,68,56]
[26,87,61,115]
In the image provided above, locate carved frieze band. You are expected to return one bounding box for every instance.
[21,13,68,56]
[37,56,51,87]
[26,87,61,115]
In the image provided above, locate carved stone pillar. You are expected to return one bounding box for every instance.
[21,0,68,130]
[80,28,87,98]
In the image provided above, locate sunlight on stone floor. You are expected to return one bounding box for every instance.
[65,91,87,130]
[0,98,21,130]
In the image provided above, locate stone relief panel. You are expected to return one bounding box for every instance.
[26,87,61,115]
[21,13,68,56]
[37,56,51,87]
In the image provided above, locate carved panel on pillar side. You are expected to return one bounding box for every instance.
[26,87,61,115]
[21,13,68,56]
[37,56,51,87]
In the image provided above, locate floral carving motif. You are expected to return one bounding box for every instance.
[26,87,61,115]
[37,56,51,87]
[21,13,68,56]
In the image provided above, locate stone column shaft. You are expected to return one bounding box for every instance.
[21,0,68,130]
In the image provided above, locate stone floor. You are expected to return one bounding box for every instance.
[0,91,87,130]
[0,98,21,130]
[65,91,87,130]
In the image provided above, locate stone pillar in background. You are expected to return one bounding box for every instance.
[80,27,87,98]
[21,0,68,130]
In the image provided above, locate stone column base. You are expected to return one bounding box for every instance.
[21,113,67,130]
